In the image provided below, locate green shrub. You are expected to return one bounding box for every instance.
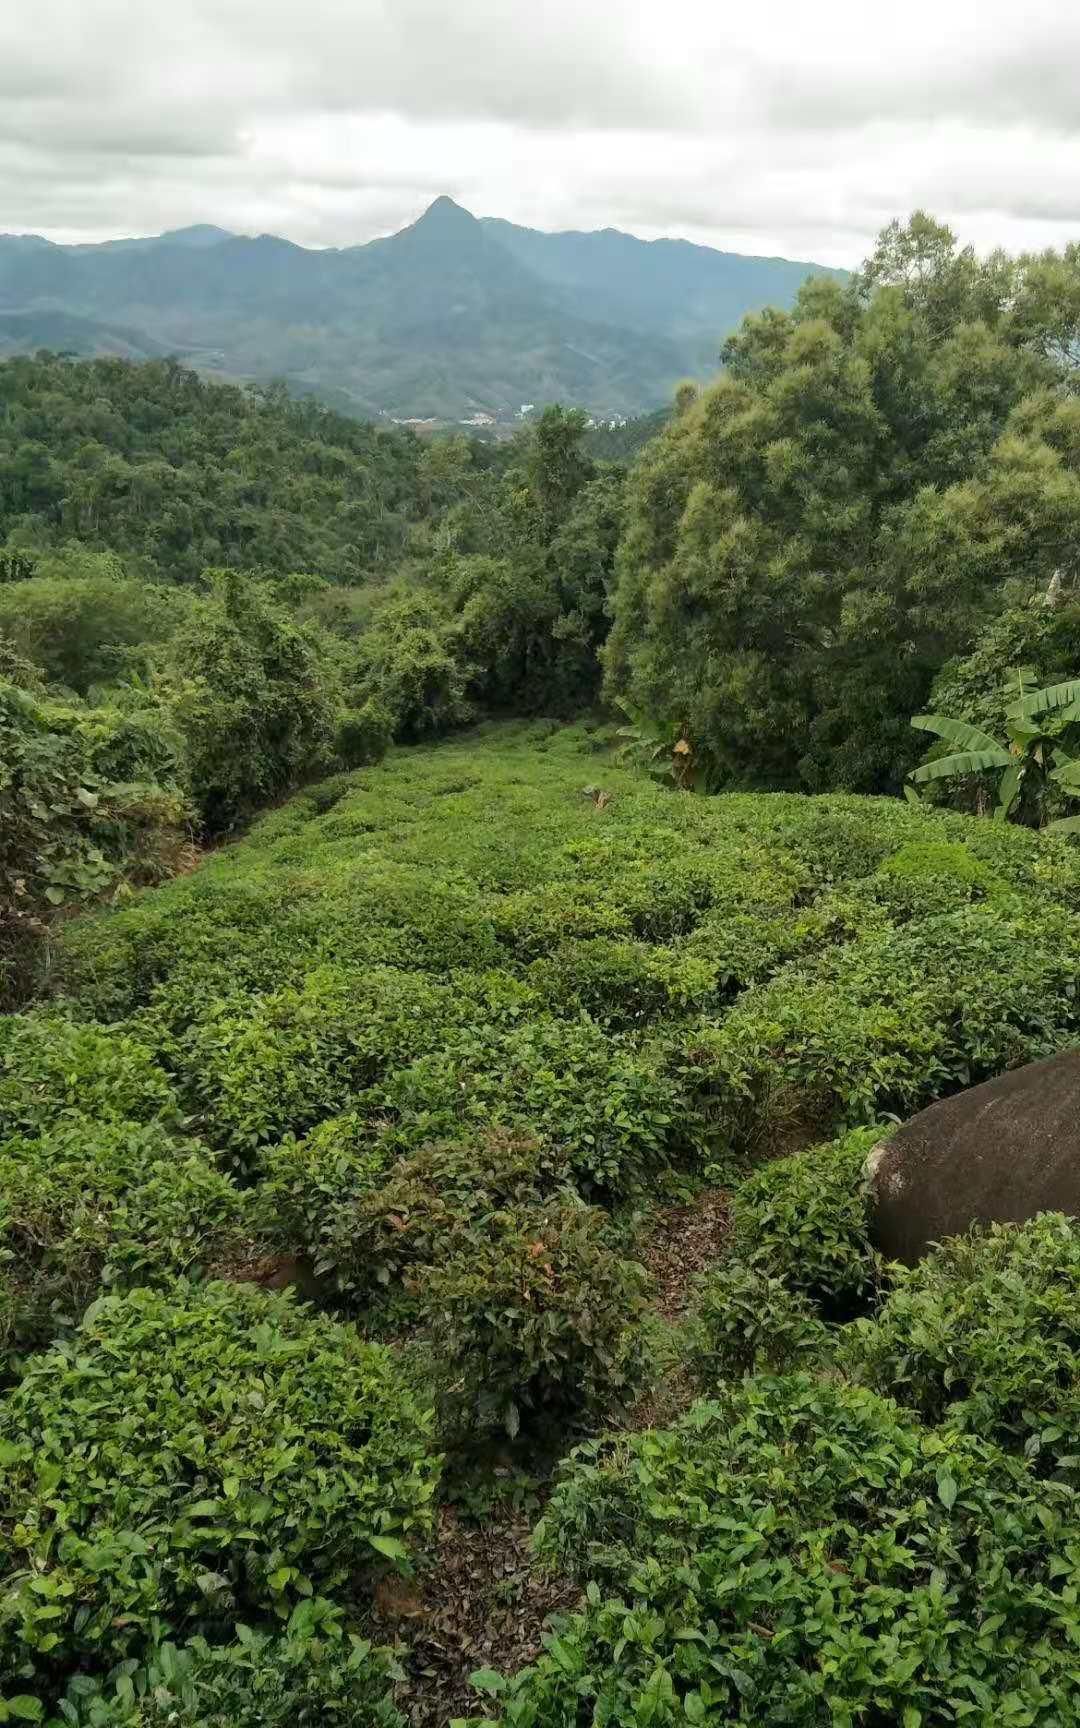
[692,901,1080,1149]
[728,1126,884,1316]
[0,1282,440,1707]
[0,1118,250,1363]
[0,1015,176,1138]
[527,938,722,1026]
[336,700,393,768]
[376,1015,685,1196]
[486,1376,1080,1726]
[686,1261,829,1383]
[158,569,339,831]
[843,1213,1080,1474]
[257,1127,566,1315]
[0,682,185,1002]
[177,964,458,1162]
[425,1201,650,1438]
[57,1599,404,1728]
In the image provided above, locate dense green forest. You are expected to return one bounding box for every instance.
[6,213,1080,1724]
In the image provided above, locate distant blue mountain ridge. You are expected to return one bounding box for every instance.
[0,197,846,421]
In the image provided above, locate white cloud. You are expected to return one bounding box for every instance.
[2,0,1080,262]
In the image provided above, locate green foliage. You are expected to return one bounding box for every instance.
[257,1128,562,1313]
[0,550,187,694]
[375,1014,684,1196]
[692,899,1080,1149]
[0,1281,440,1709]
[5,723,1080,1722]
[930,596,1080,737]
[909,671,1080,829]
[843,1214,1080,1474]
[60,1600,404,1728]
[0,1118,249,1365]
[686,1261,829,1382]
[179,964,460,1163]
[425,1200,650,1439]
[0,1014,177,1137]
[0,682,186,1001]
[159,569,340,829]
[0,356,454,583]
[729,1127,884,1315]
[606,214,1080,794]
[336,699,393,768]
[351,588,475,741]
[489,1374,1080,1727]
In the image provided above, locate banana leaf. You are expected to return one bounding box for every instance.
[1014,679,1080,720]
[996,763,1021,815]
[911,749,1013,783]
[910,714,1011,760]
[1049,756,1080,789]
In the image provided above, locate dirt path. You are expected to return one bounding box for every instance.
[638,1187,731,1321]
[373,1502,579,1726]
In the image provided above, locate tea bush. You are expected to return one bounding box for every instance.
[0,1117,250,1364]
[843,1213,1080,1475]
[0,1015,177,1139]
[686,1261,829,1382]
[176,965,461,1162]
[484,1376,1080,1726]
[373,1015,685,1195]
[728,1126,884,1315]
[692,901,1080,1150]
[57,1600,404,1728]
[0,1282,440,1709]
[425,1200,650,1438]
[257,1127,567,1313]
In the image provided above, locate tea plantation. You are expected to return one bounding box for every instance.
[4,721,1080,1723]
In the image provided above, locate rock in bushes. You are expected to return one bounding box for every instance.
[866,1051,1080,1265]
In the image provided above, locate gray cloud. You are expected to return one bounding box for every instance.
[2,0,1080,261]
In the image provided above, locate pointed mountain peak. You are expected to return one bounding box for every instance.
[413,195,478,232]
[158,224,235,248]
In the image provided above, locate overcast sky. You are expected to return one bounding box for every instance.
[4,0,1080,265]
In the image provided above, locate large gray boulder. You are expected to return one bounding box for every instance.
[866,1050,1080,1265]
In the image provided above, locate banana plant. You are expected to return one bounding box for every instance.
[614,701,701,791]
[907,670,1080,831]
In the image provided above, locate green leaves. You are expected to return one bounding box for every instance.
[909,687,1080,831]
[367,1535,409,1562]
[910,714,1011,760]
[0,1283,440,1697]
[514,1368,1080,1728]
[424,1200,650,1441]
[1012,677,1080,719]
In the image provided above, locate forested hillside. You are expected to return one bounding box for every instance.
[7,211,1080,1723]
[0,198,841,421]
[0,353,492,580]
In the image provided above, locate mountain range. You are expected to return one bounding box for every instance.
[0,197,845,423]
